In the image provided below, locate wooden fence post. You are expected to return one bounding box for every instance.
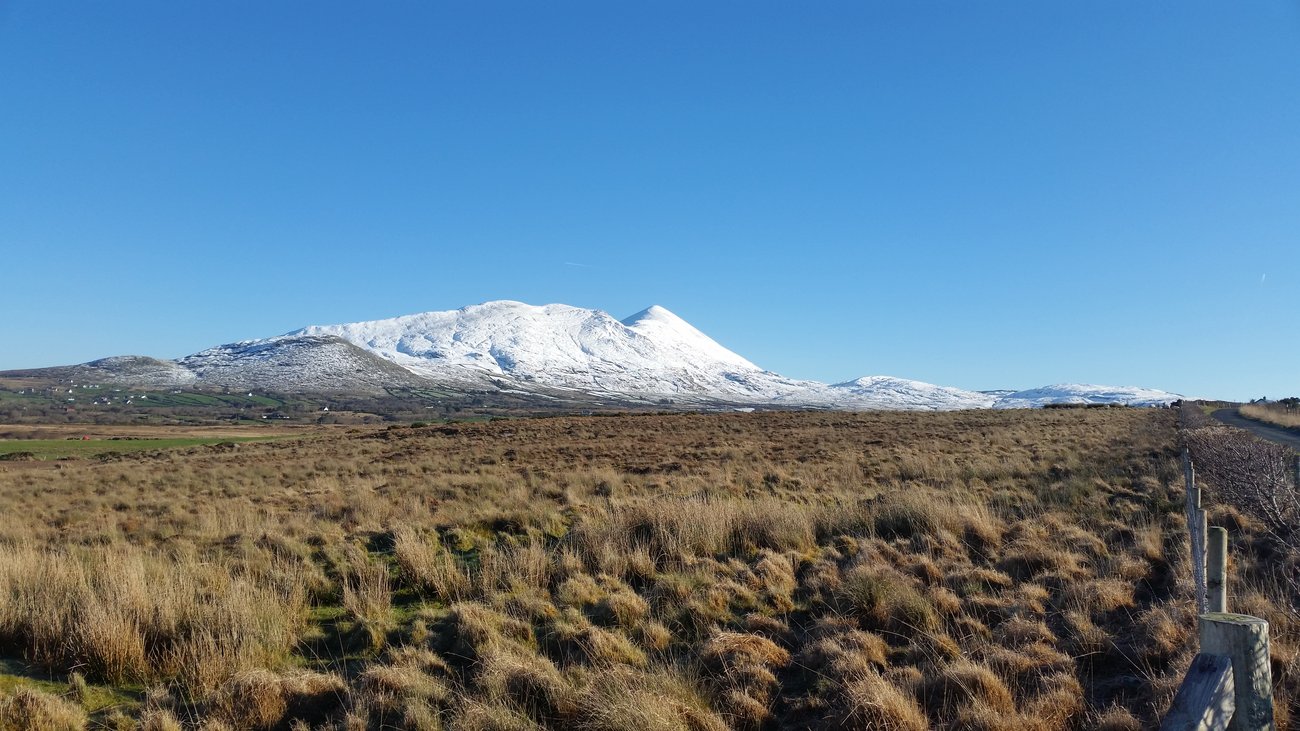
[1208,527,1228,613]
[1186,448,1208,613]
[1200,613,1274,731]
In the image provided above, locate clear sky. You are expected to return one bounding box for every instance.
[2,2,1297,400]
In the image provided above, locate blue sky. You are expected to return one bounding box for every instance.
[1,2,1297,400]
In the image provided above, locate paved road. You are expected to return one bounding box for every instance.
[1211,408,1300,452]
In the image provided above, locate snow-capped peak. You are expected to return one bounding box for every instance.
[292,301,768,398]
[621,305,760,371]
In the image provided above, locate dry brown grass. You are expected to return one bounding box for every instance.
[395,525,472,602]
[137,709,182,731]
[0,545,305,692]
[1,407,1280,729]
[210,668,346,729]
[1093,705,1143,731]
[574,666,727,731]
[342,549,395,650]
[826,667,928,731]
[355,662,450,727]
[1241,402,1300,430]
[838,567,941,646]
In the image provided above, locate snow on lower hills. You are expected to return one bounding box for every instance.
[830,376,998,410]
[79,356,198,387]
[992,384,1182,409]
[179,335,426,394]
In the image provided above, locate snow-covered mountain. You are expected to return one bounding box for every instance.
[2,300,1184,411]
[291,301,1002,410]
[294,301,775,399]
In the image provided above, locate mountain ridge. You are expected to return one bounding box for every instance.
[0,300,1184,411]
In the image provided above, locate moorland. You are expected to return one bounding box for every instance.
[0,407,1295,730]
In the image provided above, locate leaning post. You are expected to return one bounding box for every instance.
[1200,613,1274,731]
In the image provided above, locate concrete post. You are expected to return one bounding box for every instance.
[1184,449,1207,612]
[1208,527,1228,613]
[1199,613,1274,731]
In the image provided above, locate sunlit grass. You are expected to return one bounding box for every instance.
[2,408,1281,729]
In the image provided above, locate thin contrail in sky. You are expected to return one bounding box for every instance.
[564,262,594,269]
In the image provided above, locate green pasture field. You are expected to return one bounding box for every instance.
[0,386,287,408]
[0,435,283,460]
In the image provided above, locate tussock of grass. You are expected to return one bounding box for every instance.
[211,669,289,729]
[574,667,727,731]
[1093,705,1143,731]
[211,669,346,729]
[921,661,1016,718]
[342,550,395,650]
[477,644,576,723]
[395,525,472,602]
[138,709,182,731]
[357,662,451,725]
[455,699,544,731]
[838,565,940,635]
[798,620,889,674]
[823,667,928,731]
[0,687,86,731]
[698,630,790,727]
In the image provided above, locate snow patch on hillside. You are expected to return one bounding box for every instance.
[993,384,1182,409]
[80,356,197,387]
[179,335,422,394]
[831,376,998,410]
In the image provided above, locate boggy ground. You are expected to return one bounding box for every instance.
[0,408,1294,730]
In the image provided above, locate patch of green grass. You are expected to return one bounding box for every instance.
[0,390,47,404]
[385,387,459,402]
[0,386,292,412]
[119,391,286,408]
[0,436,284,460]
[0,659,140,713]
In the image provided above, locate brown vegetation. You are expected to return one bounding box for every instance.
[1241,402,1300,431]
[0,407,1290,728]
[1184,412,1300,622]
